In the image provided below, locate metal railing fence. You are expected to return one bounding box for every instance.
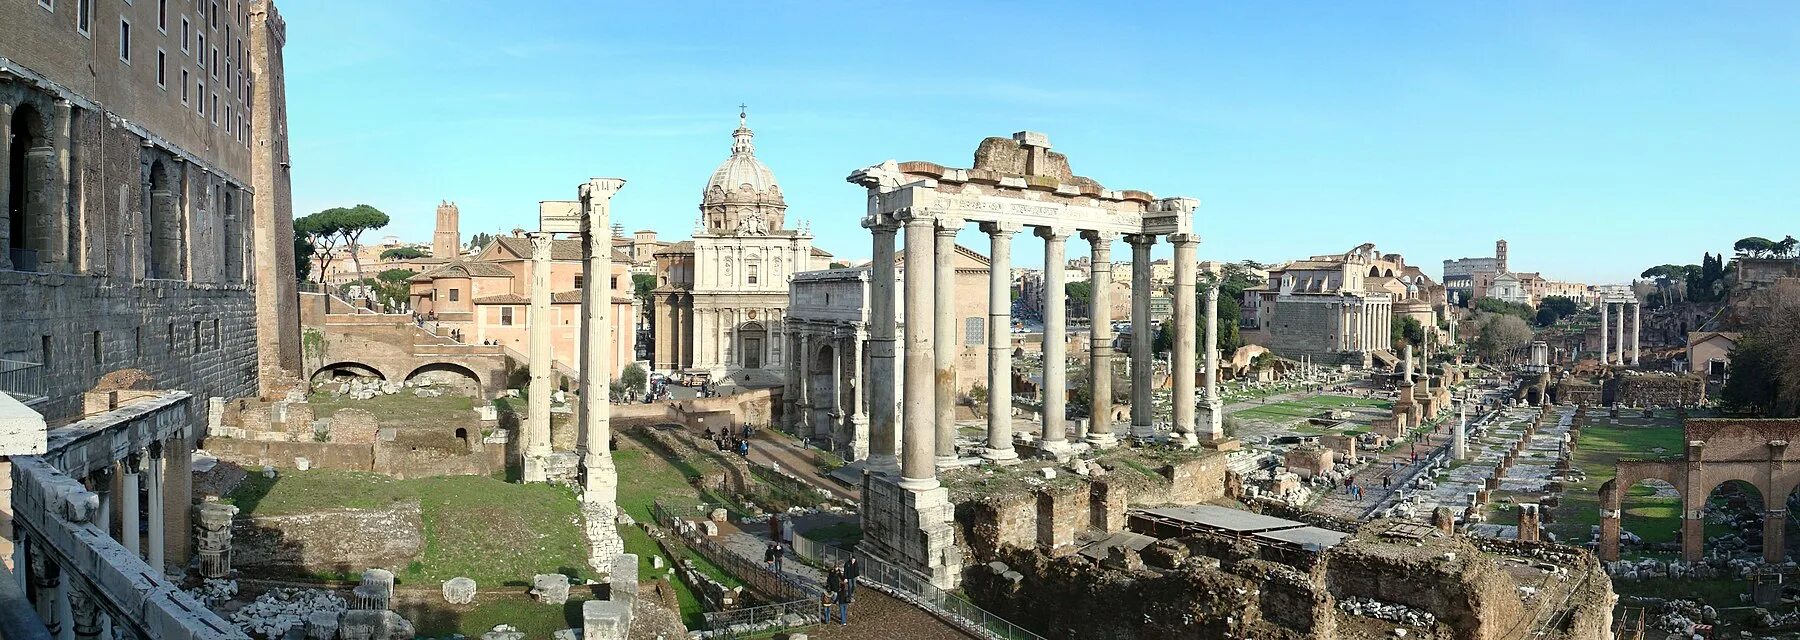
[700,598,818,638]
[0,359,46,404]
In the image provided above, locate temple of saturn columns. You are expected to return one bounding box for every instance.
[522,178,628,572]
[1595,292,1642,366]
[846,132,1219,588]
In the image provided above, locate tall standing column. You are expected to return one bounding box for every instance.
[1614,301,1626,365]
[1170,234,1199,447]
[524,232,555,483]
[1598,302,1610,364]
[1631,302,1641,366]
[0,104,12,269]
[31,553,62,639]
[847,328,869,460]
[88,468,112,541]
[146,442,165,575]
[982,222,1021,463]
[1037,227,1073,455]
[162,431,194,571]
[1200,282,1224,441]
[1127,235,1156,440]
[797,333,812,436]
[865,220,900,474]
[934,219,964,466]
[1083,231,1119,448]
[578,178,624,502]
[1454,397,1468,460]
[899,212,939,490]
[120,455,141,557]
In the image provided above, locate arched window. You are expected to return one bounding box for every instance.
[146,160,183,279]
[6,104,54,272]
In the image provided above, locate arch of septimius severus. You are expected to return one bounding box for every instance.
[847,131,1209,588]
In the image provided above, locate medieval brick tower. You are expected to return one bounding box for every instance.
[434,201,462,258]
[1496,239,1509,273]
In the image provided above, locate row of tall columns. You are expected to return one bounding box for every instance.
[523,232,555,483]
[1596,301,1643,366]
[898,214,939,489]
[1084,231,1118,448]
[982,223,1021,463]
[866,222,900,475]
[1128,235,1156,440]
[1037,227,1071,455]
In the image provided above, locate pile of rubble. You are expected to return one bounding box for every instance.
[316,377,456,400]
[1603,556,1776,581]
[228,587,348,638]
[184,578,239,608]
[1650,599,1714,636]
[1336,596,1438,628]
[1752,607,1800,629]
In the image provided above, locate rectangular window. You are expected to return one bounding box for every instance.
[210,1,219,28]
[92,331,102,365]
[449,288,459,302]
[167,322,175,353]
[573,275,584,289]
[224,104,230,129]
[500,308,514,326]
[77,0,92,35]
[196,81,205,113]
[158,0,167,32]
[212,94,219,123]
[181,17,190,53]
[38,1,52,12]
[748,265,759,285]
[212,319,221,350]
[117,19,130,63]
[134,327,142,359]
[192,321,202,354]
[966,317,985,345]
[197,33,206,68]
[156,49,167,88]
[211,47,219,77]
[41,336,53,369]
[181,69,190,103]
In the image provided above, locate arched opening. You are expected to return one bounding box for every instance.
[454,427,469,445]
[1384,269,1394,277]
[1700,479,1766,559]
[7,104,52,271]
[808,343,837,441]
[406,362,482,397]
[1368,266,1381,277]
[310,362,386,388]
[738,321,767,369]
[1617,478,1682,557]
[147,160,182,279]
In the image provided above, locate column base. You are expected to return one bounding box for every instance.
[523,447,553,483]
[1084,432,1118,449]
[582,453,618,505]
[1130,423,1155,440]
[1036,439,1075,461]
[865,454,901,478]
[981,447,1021,465]
[897,475,941,492]
[1169,432,1200,449]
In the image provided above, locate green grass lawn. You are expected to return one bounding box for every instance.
[224,470,588,586]
[404,594,596,639]
[1544,418,1689,547]
[306,391,478,428]
[1230,394,1390,423]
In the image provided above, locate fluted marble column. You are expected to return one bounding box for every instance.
[1038,227,1073,455]
[120,455,141,557]
[578,178,623,502]
[1083,230,1119,448]
[1614,301,1625,365]
[934,219,964,466]
[1170,234,1199,447]
[1599,302,1610,364]
[524,232,555,483]
[899,212,939,490]
[982,222,1021,463]
[847,328,869,460]
[1631,302,1641,366]
[865,220,900,475]
[1127,235,1156,440]
[797,332,812,435]
[146,443,165,574]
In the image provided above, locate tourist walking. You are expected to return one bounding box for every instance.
[780,516,795,549]
[832,567,851,624]
[771,542,785,573]
[844,556,861,603]
[764,543,778,572]
[819,589,836,624]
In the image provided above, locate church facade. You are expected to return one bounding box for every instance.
[650,112,831,387]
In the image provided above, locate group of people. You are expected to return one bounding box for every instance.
[702,425,753,457]
[820,558,860,625]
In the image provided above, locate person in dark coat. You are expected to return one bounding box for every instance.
[843,556,862,603]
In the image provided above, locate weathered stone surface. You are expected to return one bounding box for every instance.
[337,609,414,640]
[233,499,426,575]
[328,408,380,444]
[532,573,571,604]
[442,577,478,605]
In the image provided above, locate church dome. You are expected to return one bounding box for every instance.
[702,112,782,199]
[699,109,787,235]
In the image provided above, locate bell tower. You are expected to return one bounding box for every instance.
[434,201,461,258]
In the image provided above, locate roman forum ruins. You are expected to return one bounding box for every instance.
[847,131,1225,586]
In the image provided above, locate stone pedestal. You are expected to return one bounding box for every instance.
[860,471,963,590]
[196,502,239,578]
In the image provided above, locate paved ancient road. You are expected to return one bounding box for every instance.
[795,588,982,640]
[746,430,860,502]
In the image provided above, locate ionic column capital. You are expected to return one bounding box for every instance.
[861,214,899,232]
[1124,233,1159,247]
[1081,230,1122,246]
[979,221,1024,236]
[894,207,937,224]
[935,217,966,234]
[1034,226,1075,241]
[1166,232,1200,246]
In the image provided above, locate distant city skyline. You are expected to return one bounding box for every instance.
[283,1,1800,284]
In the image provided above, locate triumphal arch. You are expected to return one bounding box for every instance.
[1601,418,1800,563]
[847,131,1204,588]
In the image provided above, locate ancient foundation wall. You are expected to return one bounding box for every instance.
[232,499,427,577]
[205,437,504,479]
[1,272,257,425]
[1321,537,1524,640]
[1613,374,1706,407]
[955,453,1228,562]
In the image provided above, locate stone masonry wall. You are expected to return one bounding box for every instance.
[0,272,257,425]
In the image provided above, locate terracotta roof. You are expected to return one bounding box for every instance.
[810,246,834,257]
[410,260,514,282]
[491,236,585,261]
[473,291,589,304]
[655,241,696,256]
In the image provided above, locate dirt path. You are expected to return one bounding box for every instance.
[746,430,859,502]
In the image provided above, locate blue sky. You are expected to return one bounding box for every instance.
[283,1,1800,284]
